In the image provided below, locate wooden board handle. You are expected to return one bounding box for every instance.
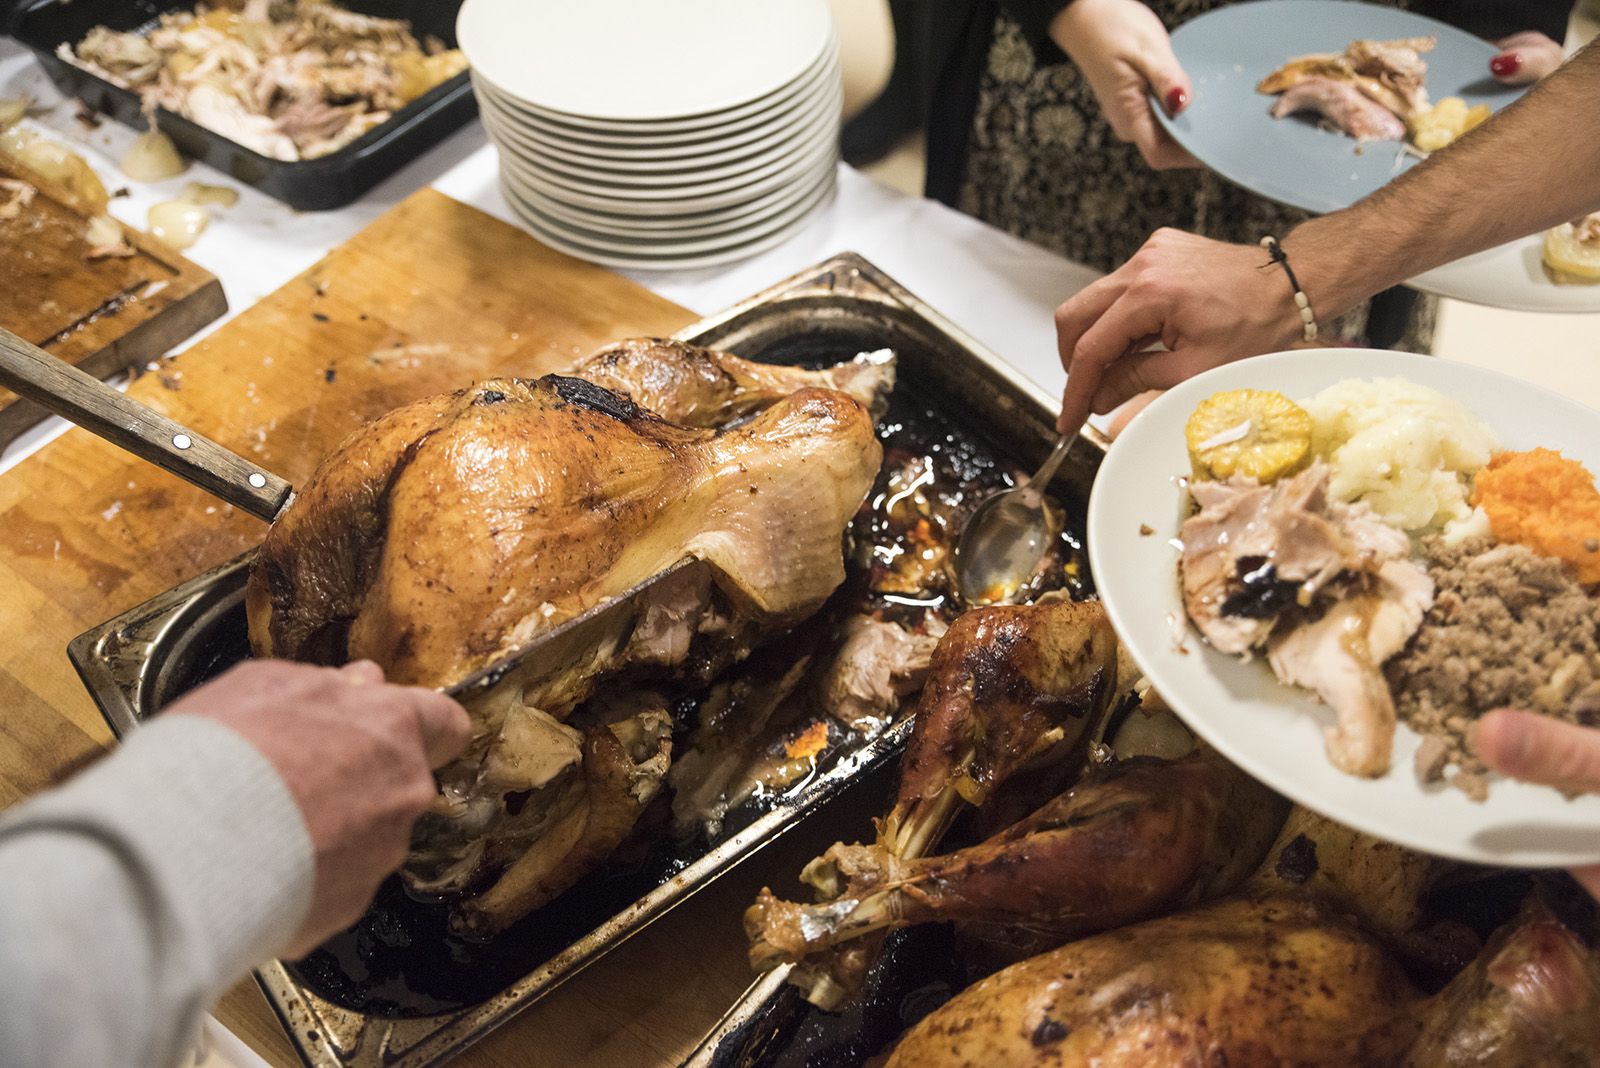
[0,327,291,522]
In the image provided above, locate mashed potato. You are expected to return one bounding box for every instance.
[1301,377,1499,535]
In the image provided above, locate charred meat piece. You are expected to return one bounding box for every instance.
[1271,76,1408,141]
[567,339,895,427]
[746,750,1284,972]
[886,599,1120,858]
[751,600,1121,1007]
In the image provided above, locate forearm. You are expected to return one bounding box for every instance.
[0,717,311,1068]
[1288,42,1600,316]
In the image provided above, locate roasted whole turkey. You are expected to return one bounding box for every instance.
[245,339,891,934]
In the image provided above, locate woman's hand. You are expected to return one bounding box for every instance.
[1476,709,1600,900]
[1489,31,1565,85]
[1048,0,1201,170]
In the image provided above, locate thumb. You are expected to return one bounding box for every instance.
[1476,709,1600,794]
[1129,33,1193,118]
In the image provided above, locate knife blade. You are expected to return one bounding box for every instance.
[442,557,711,704]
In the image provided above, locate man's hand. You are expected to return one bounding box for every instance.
[1049,0,1201,170]
[166,659,471,956]
[1476,709,1600,900]
[1053,228,1304,433]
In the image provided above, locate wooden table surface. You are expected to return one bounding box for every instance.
[0,188,861,1067]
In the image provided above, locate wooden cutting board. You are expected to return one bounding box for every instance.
[0,154,226,448]
[0,186,807,1067]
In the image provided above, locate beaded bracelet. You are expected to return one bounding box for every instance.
[1259,236,1319,343]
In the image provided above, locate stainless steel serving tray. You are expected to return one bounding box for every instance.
[66,253,1108,1068]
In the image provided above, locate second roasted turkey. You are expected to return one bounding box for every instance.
[244,339,893,934]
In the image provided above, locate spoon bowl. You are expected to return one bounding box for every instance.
[953,436,1075,606]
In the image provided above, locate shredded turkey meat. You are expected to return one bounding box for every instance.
[1270,77,1407,142]
[60,0,467,161]
[1259,36,1436,142]
[1179,463,1434,776]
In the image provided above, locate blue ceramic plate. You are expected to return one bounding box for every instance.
[1154,0,1522,214]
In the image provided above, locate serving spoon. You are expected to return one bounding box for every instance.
[953,434,1074,606]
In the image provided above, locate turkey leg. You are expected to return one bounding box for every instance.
[768,600,1121,1007]
[747,749,1284,971]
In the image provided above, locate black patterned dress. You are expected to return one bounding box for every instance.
[924,0,1573,351]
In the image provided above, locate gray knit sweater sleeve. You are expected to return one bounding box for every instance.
[0,716,313,1068]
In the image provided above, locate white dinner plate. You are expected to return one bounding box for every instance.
[476,67,840,171]
[469,43,836,146]
[501,166,837,270]
[481,72,836,164]
[483,82,840,188]
[1089,347,1600,867]
[458,0,832,123]
[498,127,839,214]
[1407,236,1600,314]
[503,166,828,237]
[469,38,836,141]
[1153,1,1522,215]
[503,169,835,255]
[499,151,836,223]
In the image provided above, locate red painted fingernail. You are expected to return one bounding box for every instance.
[1165,87,1190,116]
[1490,53,1521,77]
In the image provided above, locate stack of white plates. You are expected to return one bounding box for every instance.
[457,0,840,270]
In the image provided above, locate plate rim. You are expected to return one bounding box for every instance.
[1153,0,1516,215]
[503,164,828,235]
[476,70,839,168]
[459,0,834,125]
[502,169,837,254]
[1087,346,1600,867]
[497,129,839,214]
[501,168,837,270]
[482,84,841,190]
[1406,235,1600,314]
[470,41,836,138]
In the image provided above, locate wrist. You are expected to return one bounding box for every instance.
[1048,0,1114,59]
[1278,218,1376,324]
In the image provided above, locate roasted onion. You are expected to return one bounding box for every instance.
[120,129,185,181]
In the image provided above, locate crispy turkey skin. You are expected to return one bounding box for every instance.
[246,374,881,687]
[244,348,886,934]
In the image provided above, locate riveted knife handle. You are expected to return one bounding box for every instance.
[0,327,291,522]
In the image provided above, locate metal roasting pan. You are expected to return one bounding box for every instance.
[6,0,478,211]
[66,253,1109,1068]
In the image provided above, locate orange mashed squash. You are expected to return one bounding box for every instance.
[1471,448,1600,584]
